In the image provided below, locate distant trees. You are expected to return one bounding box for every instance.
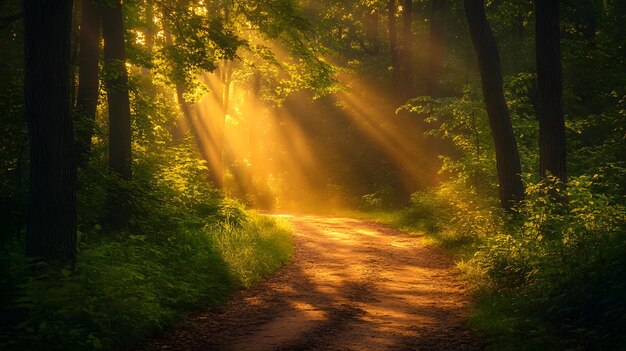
[464,0,524,209]
[386,0,416,100]
[535,1,566,183]
[364,3,381,52]
[23,0,77,260]
[387,0,402,95]
[427,0,446,97]
[401,0,414,99]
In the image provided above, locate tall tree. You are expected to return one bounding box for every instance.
[401,0,414,99]
[427,0,446,97]
[388,0,401,94]
[75,0,101,167]
[364,5,381,52]
[464,0,524,210]
[23,0,77,260]
[536,1,566,182]
[102,0,132,228]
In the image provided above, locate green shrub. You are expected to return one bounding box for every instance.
[469,175,626,348]
[0,213,292,351]
[360,186,394,210]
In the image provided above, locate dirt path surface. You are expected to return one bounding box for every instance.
[136,215,483,351]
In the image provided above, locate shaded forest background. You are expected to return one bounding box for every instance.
[1,0,625,350]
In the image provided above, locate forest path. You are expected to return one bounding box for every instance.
[136,215,483,351]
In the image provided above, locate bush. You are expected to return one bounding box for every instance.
[382,172,625,349]
[0,213,292,351]
[470,175,626,348]
[360,186,394,210]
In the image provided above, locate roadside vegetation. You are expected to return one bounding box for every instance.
[2,194,292,351]
[2,0,625,350]
[356,84,626,349]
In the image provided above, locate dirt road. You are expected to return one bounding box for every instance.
[136,215,483,350]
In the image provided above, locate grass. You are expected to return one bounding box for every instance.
[467,293,553,350]
[0,213,292,351]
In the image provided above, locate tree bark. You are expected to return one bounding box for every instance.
[464,0,524,210]
[365,7,380,52]
[427,0,446,97]
[536,1,566,183]
[23,0,77,261]
[401,0,414,100]
[388,0,401,95]
[143,0,154,75]
[70,1,80,109]
[102,0,132,229]
[75,0,101,167]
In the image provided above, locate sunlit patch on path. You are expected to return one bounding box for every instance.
[134,215,483,350]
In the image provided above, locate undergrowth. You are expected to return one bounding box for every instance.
[360,175,626,350]
[0,133,293,351]
[0,213,292,351]
[381,82,626,350]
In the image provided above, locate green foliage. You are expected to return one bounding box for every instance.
[360,185,394,210]
[0,16,297,346]
[3,0,625,349]
[379,173,626,349]
[397,61,625,346]
[0,213,292,351]
[402,86,498,193]
[469,176,626,348]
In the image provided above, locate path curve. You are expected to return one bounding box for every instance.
[136,215,483,350]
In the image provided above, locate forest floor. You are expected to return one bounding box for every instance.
[132,214,484,351]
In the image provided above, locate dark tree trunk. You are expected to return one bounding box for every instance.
[75,0,101,167]
[141,0,154,76]
[70,2,80,109]
[580,0,597,40]
[427,0,446,97]
[102,0,132,229]
[464,0,524,210]
[23,0,77,261]
[365,7,380,52]
[536,1,566,183]
[388,0,401,95]
[401,0,414,100]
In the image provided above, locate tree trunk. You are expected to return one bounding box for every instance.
[23,0,77,261]
[141,0,154,76]
[75,0,101,168]
[536,1,566,183]
[388,0,401,95]
[427,0,446,97]
[102,0,132,229]
[70,2,80,109]
[365,7,380,52]
[464,0,524,210]
[401,0,414,100]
